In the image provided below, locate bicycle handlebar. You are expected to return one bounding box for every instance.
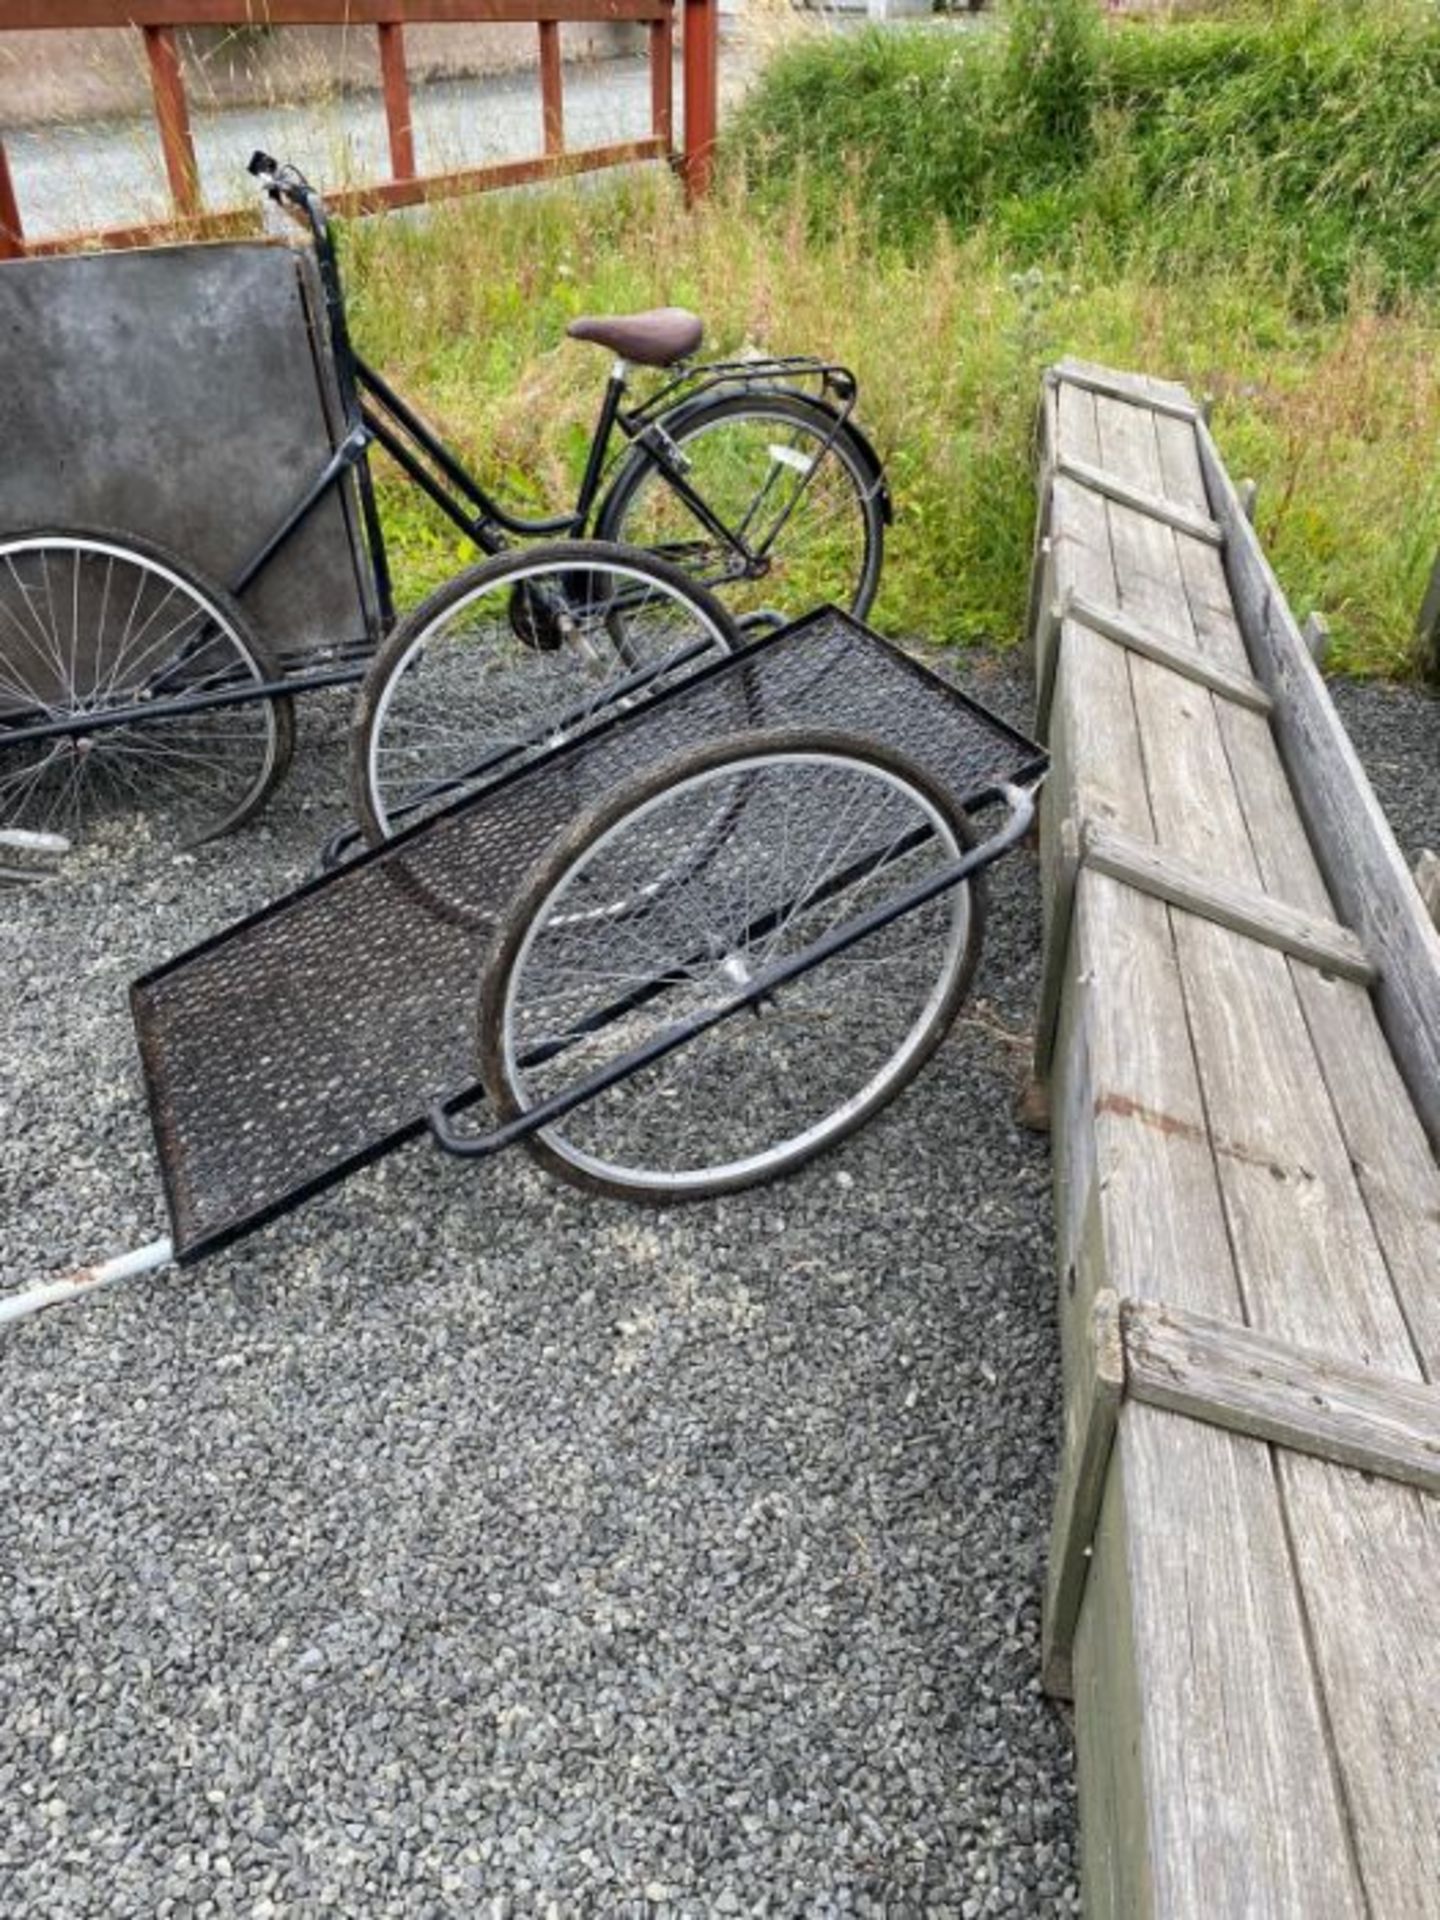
[243,152,365,425]
[247,150,330,245]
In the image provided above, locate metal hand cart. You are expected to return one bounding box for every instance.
[0,154,889,856]
[5,611,1045,1325]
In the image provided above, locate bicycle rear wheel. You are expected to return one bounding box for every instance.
[349,540,743,846]
[596,391,885,627]
[0,527,293,848]
[480,728,985,1201]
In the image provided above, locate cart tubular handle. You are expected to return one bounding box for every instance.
[425,780,1041,1161]
[0,1237,174,1331]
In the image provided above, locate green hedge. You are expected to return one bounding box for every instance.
[728,1,1440,307]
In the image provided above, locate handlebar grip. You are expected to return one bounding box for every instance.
[247,150,279,179]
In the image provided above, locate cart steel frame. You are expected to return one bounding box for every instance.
[3,609,1046,1326]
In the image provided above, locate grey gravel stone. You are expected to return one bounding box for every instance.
[0,665,1084,1916]
[1327,675,1440,867]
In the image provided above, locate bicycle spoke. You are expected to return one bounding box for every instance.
[488,742,977,1197]
[609,401,877,623]
[0,535,285,845]
[359,549,737,848]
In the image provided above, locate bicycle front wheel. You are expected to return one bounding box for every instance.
[349,540,742,846]
[480,729,985,1202]
[596,391,885,627]
[0,527,293,848]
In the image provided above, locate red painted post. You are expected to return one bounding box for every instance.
[538,19,564,156]
[0,136,24,259]
[681,0,716,201]
[378,22,417,180]
[143,24,201,219]
[649,11,673,151]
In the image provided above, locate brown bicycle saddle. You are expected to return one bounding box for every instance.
[565,307,704,367]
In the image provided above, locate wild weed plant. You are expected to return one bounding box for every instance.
[346,150,1440,676]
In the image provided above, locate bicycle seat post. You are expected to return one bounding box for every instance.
[575,359,631,528]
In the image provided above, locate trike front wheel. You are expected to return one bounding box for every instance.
[0,526,293,848]
[479,728,985,1202]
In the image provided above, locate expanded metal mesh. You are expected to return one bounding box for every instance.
[132,608,1045,1259]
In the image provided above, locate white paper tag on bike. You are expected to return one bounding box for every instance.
[768,444,816,475]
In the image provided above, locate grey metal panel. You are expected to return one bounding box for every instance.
[0,238,373,663]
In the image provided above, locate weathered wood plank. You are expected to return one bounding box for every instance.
[1103,385,1440,1918]
[1042,1287,1124,1700]
[1198,421,1440,1156]
[1160,518,1440,1919]
[1301,609,1330,667]
[1032,816,1080,1078]
[1155,409,1440,1377]
[1085,1408,1367,1918]
[1081,817,1374,984]
[1070,1423,1154,1920]
[1045,381,1224,1350]
[1054,454,1223,546]
[1044,380,1364,1914]
[1064,1188,1363,1916]
[1051,358,1199,422]
[1059,588,1272,716]
[1417,850,1440,931]
[1083,380,1382,1908]
[1029,532,1059,727]
[1059,378,1440,1920]
[1096,392,1404,1356]
[1124,1298,1440,1494]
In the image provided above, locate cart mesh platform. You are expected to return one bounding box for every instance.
[133,608,1047,1261]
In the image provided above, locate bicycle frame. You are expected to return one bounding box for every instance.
[0,157,872,754]
[241,156,867,655]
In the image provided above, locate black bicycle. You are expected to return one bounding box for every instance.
[0,154,890,853]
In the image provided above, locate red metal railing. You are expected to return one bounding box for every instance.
[0,0,718,260]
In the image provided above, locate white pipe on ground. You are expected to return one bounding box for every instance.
[0,830,70,854]
[0,1237,175,1329]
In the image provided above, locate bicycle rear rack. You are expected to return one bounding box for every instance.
[628,355,860,428]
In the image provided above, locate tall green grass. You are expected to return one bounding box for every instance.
[729,0,1440,308]
[343,164,1440,677]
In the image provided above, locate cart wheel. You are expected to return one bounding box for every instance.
[349,540,744,848]
[0,527,294,849]
[480,728,986,1202]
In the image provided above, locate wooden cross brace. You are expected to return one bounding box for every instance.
[1042,1292,1440,1699]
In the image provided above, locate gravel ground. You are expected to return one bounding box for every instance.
[0,656,1079,1916]
[1328,675,1440,863]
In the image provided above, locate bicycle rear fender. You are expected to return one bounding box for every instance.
[600,387,894,528]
